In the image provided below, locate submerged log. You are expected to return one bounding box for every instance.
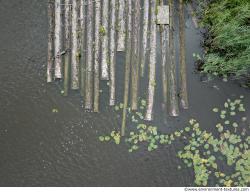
[117,0,126,51]
[109,0,117,106]
[63,0,71,96]
[71,0,80,89]
[80,0,86,97]
[131,0,141,110]
[145,0,157,121]
[140,0,149,77]
[168,0,179,116]
[54,0,63,79]
[179,0,189,109]
[121,0,132,136]
[47,0,54,83]
[85,0,94,109]
[94,0,101,112]
[100,0,109,80]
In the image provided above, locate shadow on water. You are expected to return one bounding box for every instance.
[0,0,249,187]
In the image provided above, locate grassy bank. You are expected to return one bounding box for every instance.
[195,0,250,85]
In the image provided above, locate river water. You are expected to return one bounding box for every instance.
[0,0,249,186]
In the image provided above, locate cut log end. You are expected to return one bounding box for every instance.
[180,99,189,110]
[109,99,115,106]
[144,113,153,121]
[100,73,109,81]
[47,76,53,83]
[169,109,179,117]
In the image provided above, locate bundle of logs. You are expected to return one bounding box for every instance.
[47,0,188,136]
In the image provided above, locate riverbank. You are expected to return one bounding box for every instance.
[190,0,250,88]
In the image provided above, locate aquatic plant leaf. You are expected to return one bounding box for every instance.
[99,136,105,142]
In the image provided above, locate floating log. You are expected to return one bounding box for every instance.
[179,0,189,109]
[117,0,126,51]
[71,0,80,89]
[131,0,141,111]
[85,0,94,109]
[63,0,71,96]
[168,0,179,117]
[94,0,101,112]
[158,1,169,107]
[140,0,149,77]
[54,0,63,79]
[121,0,132,136]
[80,0,86,97]
[100,0,109,80]
[109,0,117,106]
[47,0,54,83]
[145,0,157,121]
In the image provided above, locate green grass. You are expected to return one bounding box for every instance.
[199,0,250,78]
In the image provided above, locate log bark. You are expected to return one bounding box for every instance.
[71,0,80,89]
[145,0,156,121]
[179,0,189,109]
[47,0,54,83]
[168,0,179,116]
[121,0,132,136]
[54,0,63,79]
[109,0,118,106]
[140,0,149,77]
[117,0,126,51]
[85,0,94,109]
[131,0,141,110]
[94,0,101,112]
[63,0,71,96]
[80,0,86,97]
[100,0,109,80]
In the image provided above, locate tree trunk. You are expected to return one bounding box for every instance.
[121,0,132,136]
[54,0,63,79]
[179,0,189,109]
[94,0,101,112]
[109,0,118,106]
[85,0,94,110]
[71,0,80,89]
[47,0,54,83]
[131,0,141,111]
[145,0,156,121]
[100,0,109,80]
[140,0,149,77]
[63,0,71,96]
[80,0,86,97]
[117,0,126,51]
[168,0,179,116]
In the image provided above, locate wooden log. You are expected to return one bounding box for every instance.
[47,0,54,83]
[109,0,118,106]
[145,0,157,121]
[168,0,179,116]
[85,0,94,109]
[140,0,149,77]
[159,1,169,107]
[80,0,86,97]
[71,0,80,89]
[54,0,63,79]
[63,0,71,96]
[131,0,141,111]
[121,0,132,136]
[117,0,126,51]
[100,0,109,80]
[179,0,189,109]
[94,0,101,112]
